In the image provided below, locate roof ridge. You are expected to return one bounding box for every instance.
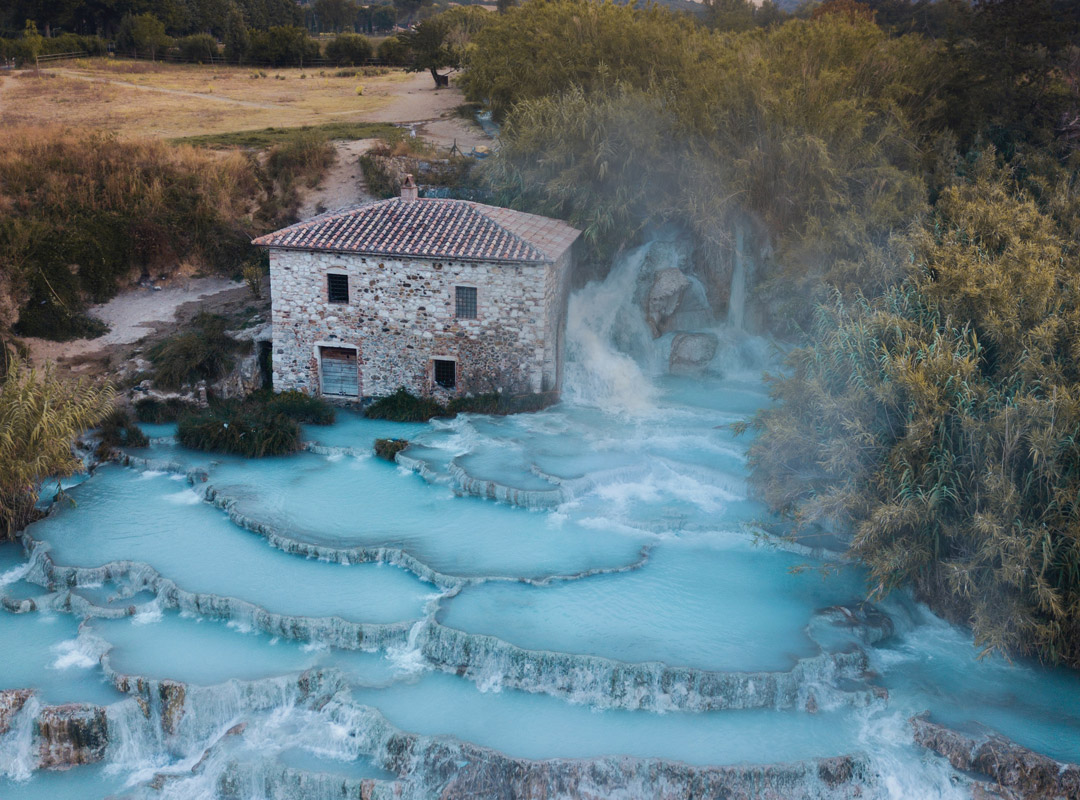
[251,198,396,245]
[467,202,553,261]
[252,196,567,262]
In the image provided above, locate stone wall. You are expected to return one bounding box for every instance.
[269,249,568,400]
[543,245,574,393]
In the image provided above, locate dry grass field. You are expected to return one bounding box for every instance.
[0,58,419,140]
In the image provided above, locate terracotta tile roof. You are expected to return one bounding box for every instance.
[252,198,580,264]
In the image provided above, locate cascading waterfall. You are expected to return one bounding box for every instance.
[2,233,1079,800]
[562,244,659,410]
[727,225,748,331]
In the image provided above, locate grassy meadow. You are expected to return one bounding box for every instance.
[0,58,411,140]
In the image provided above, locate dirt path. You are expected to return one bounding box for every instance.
[363,71,490,150]
[298,139,377,218]
[24,277,244,369]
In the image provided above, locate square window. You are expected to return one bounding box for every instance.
[433,359,456,389]
[455,286,477,319]
[327,273,349,304]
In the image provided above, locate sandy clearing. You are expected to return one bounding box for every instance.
[362,72,490,149]
[363,71,465,122]
[25,277,243,366]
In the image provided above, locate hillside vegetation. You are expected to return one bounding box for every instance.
[463,0,1080,667]
[0,126,332,342]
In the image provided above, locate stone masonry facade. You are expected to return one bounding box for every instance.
[269,248,574,402]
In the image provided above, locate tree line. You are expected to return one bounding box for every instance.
[0,0,493,43]
[2,0,506,66]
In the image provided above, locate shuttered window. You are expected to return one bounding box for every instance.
[327,273,349,304]
[433,359,456,389]
[455,286,477,319]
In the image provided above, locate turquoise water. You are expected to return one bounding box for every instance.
[0,609,121,706]
[2,243,1079,798]
[34,466,433,624]
[440,536,867,672]
[349,671,861,765]
[204,448,648,579]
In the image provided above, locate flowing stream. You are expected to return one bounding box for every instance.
[2,239,1079,799]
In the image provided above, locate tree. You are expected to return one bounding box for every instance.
[223,4,250,63]
[483,10,936,312]
[369,4,396,31]
[705,0,755,31]
[117,12,172,59]
[460,0,703,116]
[22,19,43,68]
[392,0,426,25]
[325,32,373,64]
[177,33,219,61]
[247,25,319,66]
[400,7,491,88]
[0,361,114,540]
[810,0,876,23]
[314,0,358,32]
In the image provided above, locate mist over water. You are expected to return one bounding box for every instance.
[2,236,1079,799]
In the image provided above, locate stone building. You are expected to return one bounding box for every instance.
[253,181,581,401]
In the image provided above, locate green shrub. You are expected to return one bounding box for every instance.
[376,36,411,66]
[247,26,320,66]
[176,33,219,62]
[374,438,409,461]
[266,130,335,189]
[447,392,554,415]
[134,397,199,423]
[178,402,302,457]
[0,33,107,64]
[325,33,374,65]
[97,408,149,456]
[261,389,335,424]
[148,313,246,391]
[44,34,109,58]
[365,388,446,422]
[174,391,332,457]
[365,387,555,422]
[13,306,108,342]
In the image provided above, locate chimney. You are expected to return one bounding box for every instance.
[400,174,418,202]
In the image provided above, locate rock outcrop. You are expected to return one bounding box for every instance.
[0,688,34,736]
[34,703,109,769]
[911,714,1080,800]
[646,268,691,336]
[213,322,272,399]
[669,332,719,375]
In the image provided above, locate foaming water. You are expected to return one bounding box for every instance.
[2,236,1079,797]
[563,244,659,412]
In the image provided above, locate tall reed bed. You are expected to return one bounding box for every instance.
[0,127,264,339]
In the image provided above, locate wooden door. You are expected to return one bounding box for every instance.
[320,347,358,397]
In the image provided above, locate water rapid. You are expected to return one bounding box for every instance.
[1,238,1079,799]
